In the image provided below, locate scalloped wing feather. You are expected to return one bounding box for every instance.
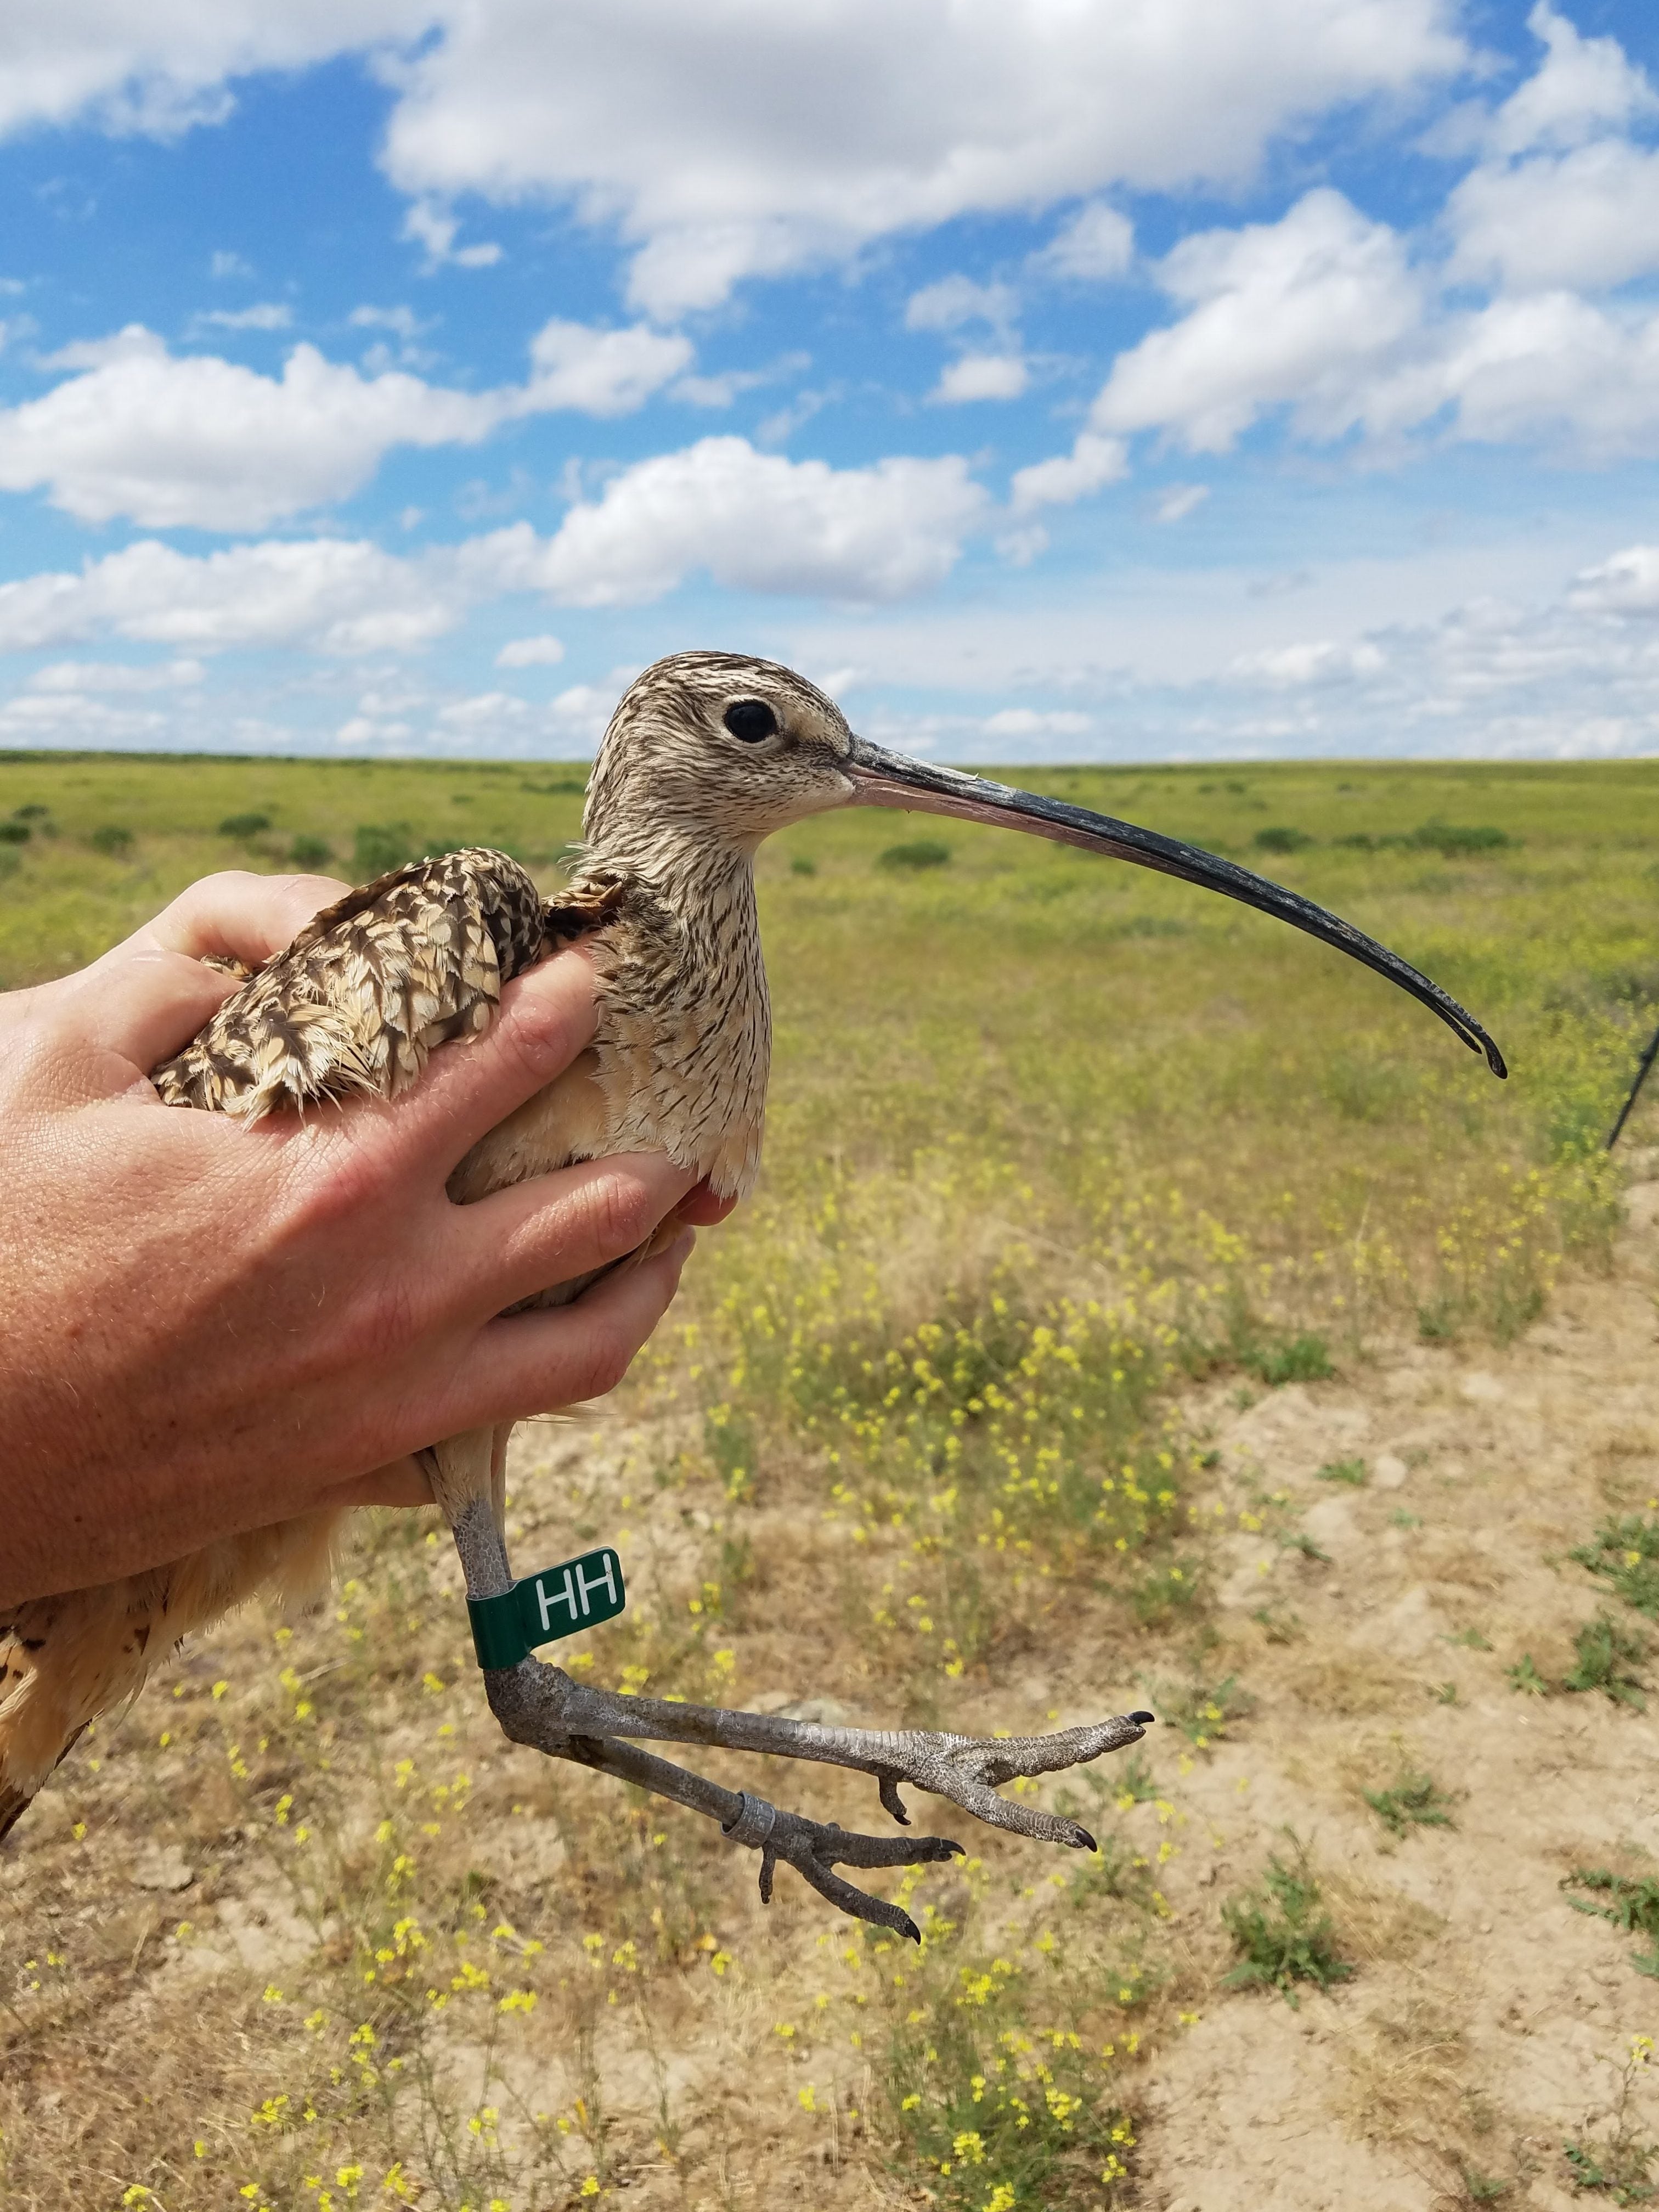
[150,848,549,1120]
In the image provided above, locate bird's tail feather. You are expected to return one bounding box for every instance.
[0,1725,84,1844]
[0,1509,342,1840]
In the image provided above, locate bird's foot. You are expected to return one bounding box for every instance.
[445,1498,1151,1929]
[557,1729,963,1938]
[492,1659,1149,1850]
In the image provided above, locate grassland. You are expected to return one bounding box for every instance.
[1,748,1657,2211]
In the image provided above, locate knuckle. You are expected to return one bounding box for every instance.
[498,967,589,1084]
[269,1121,408,1254]
[569,1317,635,1403]
[344,1271,422,1370]
[582,1168,656,1260]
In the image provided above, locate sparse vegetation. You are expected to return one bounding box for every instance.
[89,821,133,853]
[877,837,951,870]
[1255,1331,1337,1385]
[1222,1846,1353,2007]
[1573,1517,1659,1618]
[1563,1870,1659,1976]
[1564,2038,1659,2202]
[289,832,334,868]
[218,810,272,838]
[353,820,422,877]
[1364,1770,1455,1838]
[1562,1615,1649,1708]
[1317,1457,1367,1485]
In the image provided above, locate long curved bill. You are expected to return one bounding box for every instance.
[843,736,1506,1080]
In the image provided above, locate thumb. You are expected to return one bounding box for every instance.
[52,946,241,1097]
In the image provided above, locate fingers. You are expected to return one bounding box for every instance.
[52,947,245,1094]
[445,1226,695,1430]
[332,1455,437,1511]
[455,1151,702,1316]
[390,949,598,1167]
[112,869,350,970]
[678,1178,740,1228]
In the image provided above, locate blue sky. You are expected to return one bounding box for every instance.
[1,1,1657,763]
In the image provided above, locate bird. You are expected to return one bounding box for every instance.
[0,651,1507,1935]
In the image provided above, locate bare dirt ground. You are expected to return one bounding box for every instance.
[1137,1152,1659,2211]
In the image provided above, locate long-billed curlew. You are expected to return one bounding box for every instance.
[0,652,1506,1935]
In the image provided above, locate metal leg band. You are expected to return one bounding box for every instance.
[721,1791,778,1849]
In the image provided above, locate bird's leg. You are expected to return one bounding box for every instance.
[447,1499,1146,1855]
[420,1426,505,1538]
[443,1496,962,1937]
[556,1732,964,1941]
[484,1657,1148,1852]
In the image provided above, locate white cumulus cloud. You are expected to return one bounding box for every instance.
[1228,639,1387,685]
[400,198,502,268]
[529,436,987,605]
[495,632,565,666]
[28,656,205,691]
[372,0,1467,314]
[191,301,292,331]
[981,707,1092,737]
[1153,483,1209,524]
[0,313,697,530]
[1038,201,1135,280]
[1483,2,1656,158]
[931,353,1028,404]
[0,440,988,653]
[906,275,1018,336]
[1568,543,1659,615]
[1446,139,1659,294]
[1092,189,1423,453]
[522,318,691,416]
[0,534,477,654]
[1009,433,1127,515]
[0,327,500,528]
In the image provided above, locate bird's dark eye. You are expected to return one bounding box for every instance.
[723,698,778,744]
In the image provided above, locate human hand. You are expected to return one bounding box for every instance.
[0,871,733,1606]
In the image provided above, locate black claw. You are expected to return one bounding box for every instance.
[899,1914,922,1944]
[916,1834,964,1862]
[1128,1710,1155,1724]
[758,1848,776,1905]
[1074,1826,1098,1853]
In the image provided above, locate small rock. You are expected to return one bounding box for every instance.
[132,1842,195,1893]
[1373,1453,1409,1490]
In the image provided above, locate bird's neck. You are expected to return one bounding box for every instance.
[571,835,771,1201]
[578,821,757,900]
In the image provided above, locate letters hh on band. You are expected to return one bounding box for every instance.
[534,1550,621,1634]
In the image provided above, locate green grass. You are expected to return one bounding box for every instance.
[1317,1458,1368,1486]
[1562,1616,1649,1708]
[1562,1870,1659,1977]
[1364,1771,1456,1838]
[1221,1847,1352,2008]
[1573,1518,1659,1618]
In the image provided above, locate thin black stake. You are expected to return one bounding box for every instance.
[1607,1020,1659,1151]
